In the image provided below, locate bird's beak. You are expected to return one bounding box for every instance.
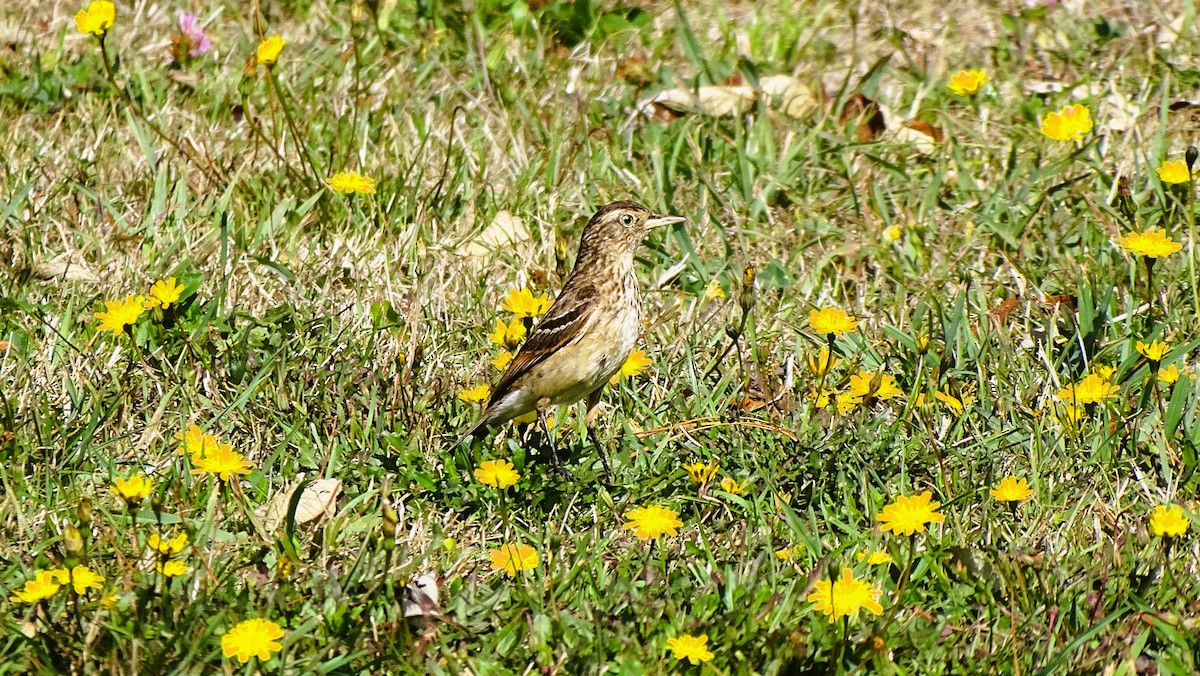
[646,215,686,229]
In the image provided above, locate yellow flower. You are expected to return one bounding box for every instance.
[148,532,189,555]
[500,288,551,319]
[622,504,683,540]
[74,0,116,36]
[487,318,526,350]
[9,570,64,603]
[1050,403,1085,426]
[95,296,147,335]
[809,388,835,408]
[112,473,153,505]
[806,346,840,376]
[1118,229,1183,258]
[175,424,219,459]
[489,543,539,576]
[491,351,513,371]
[775,547,794,561]
[808,307,858,336]
[835,391,862,415]
[55,565,104,594]
[1040,104,1093,142]
[807,568,884,621]
[856,550,893,565]
[1158,364,1182,384]
[877,491,945,536]
[990,476,1033,502]
[719,477,746,495]
[611,349,652,385]
[883,224,903,242]
[933,387,973,415]
[156,560,190,577]
[848,371,902,400]
[915,335,931,352]
[1056,374,1119,405]
[1149,505,1190,538]
[221,618,285,664]
[1156,159,1190,184]
[458,384,491,404]
[256,35,285,66]
[682,461,718,485]
[665,634,714,664]
[1136,340,1169,362]
[1093,364,1116,381]
[325,171,376,195]
[144,277,184,309]
[704,281,726,300]
[190,444,254,480]
[474,459,519,489]
[947,69,988,95]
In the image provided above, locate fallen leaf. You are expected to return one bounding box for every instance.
[841,93,887,141]
[458,210,530,258]
[256,479,342,533]
[891,119,944,155]
[759,75,819,118]
[648,85,756,117]
[32,259,99,282]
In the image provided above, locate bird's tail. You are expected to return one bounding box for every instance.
[452,418,490,448]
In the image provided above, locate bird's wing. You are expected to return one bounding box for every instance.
[489,283,598,403]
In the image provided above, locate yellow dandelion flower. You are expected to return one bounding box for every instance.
[144,277,184,309]
[156,560,190,577]
[1093,364,1116,381]
[665,634,714,664]
[112,473,153,506]
[9,570,64,603]
[718,477,746,495]
[256,35,285,66]
[775,547,794,561]
[74,0,116,36]
[458,384,491,404]
[682,461,718,485]
[1050,402,1085,426]
[947,69,988,95]
[487,318,526,350]
[148,532,189,555]
[491,350,513,371]
[808,307,858,337]
[611,349,652,384]
[489,543,539,576]
[884,224,904,242]
[990,476,1033,502]
[95,296,146,335]
[1118,229,1183,258]
[806,345,840,376]
[190,444,254,480]
[809,388,835,408]
[221,618,285,664]
[474,459,519,489]
[836,391,862,415]
[1056,374,1119,405]
[1040,104,1093,142]
[1136,340,1169,362]
[325,171,376,195]
[933,387,973,415]
[704,281,726,300]
[856,550,893,565]
[500,288,551,319]
[55,565,104,594]
[175,424,220,459]
[877,491,945,536]
[1149,505,1191,538]
[848,371,903,400]
[1158,364,1181,384]
[807,568,884,621]
[622,504,683,540]
[1156,159,1190,184]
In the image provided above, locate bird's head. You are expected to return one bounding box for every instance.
[578,201,685,259]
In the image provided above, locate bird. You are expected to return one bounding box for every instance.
[456,200,685,473]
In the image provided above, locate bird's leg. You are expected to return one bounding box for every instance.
[536,397,560,465]
[584,387,612,477]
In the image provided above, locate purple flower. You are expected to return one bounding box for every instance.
[178,11,211,57]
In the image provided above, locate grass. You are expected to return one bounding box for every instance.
[2,0,1199,673]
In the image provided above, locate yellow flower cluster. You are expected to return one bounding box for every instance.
[95,278,185,336]
[177,424,254,480]
[10,566,104,603]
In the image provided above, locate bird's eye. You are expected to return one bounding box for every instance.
[620,214,634,226]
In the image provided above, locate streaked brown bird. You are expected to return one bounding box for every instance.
[456,200,685,472]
